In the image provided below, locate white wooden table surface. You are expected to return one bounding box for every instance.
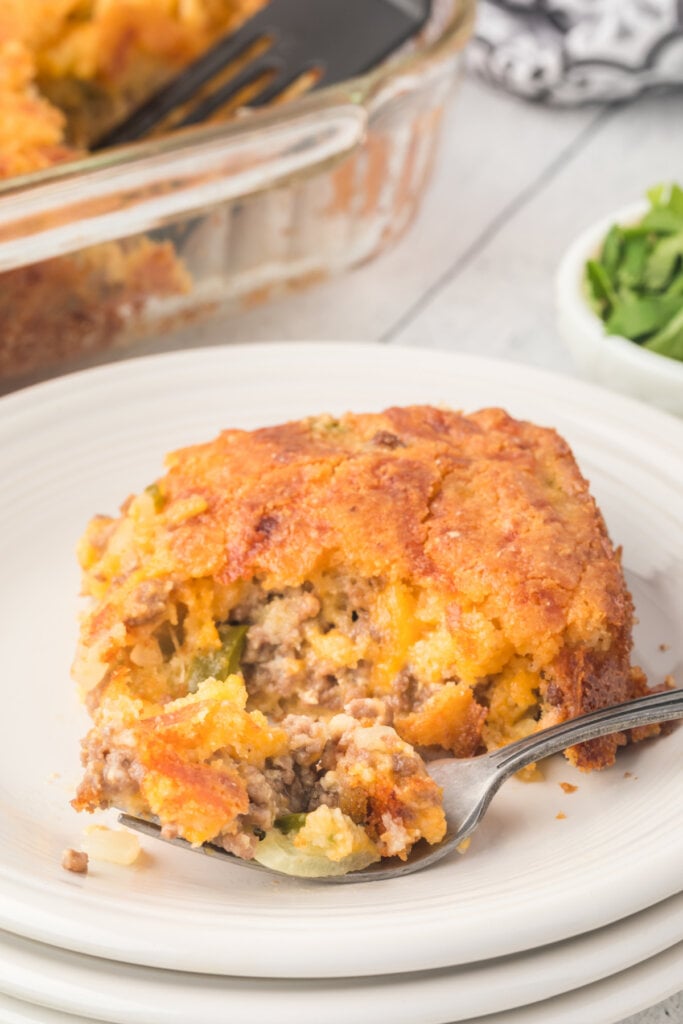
[125,71,683,384]
[6,71,682,1023]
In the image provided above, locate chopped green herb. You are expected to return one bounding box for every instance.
[274,813,308,834]
[644,231,683,291]
[144,483,166,512]
[586,260,617,314]
[186,623,248,693]
[650,182,683,216]
[584,182,683,362]
[638,207,683,235]
[606,295,683,341]
[665,274,683,298]
[617,235,648,288]
[646,183,667,208]
[644,306,683,360]
[670,184,683,215]
[600,224,624,277]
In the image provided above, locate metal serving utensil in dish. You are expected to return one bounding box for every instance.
[95,0,432,148]
[120,688,682,882]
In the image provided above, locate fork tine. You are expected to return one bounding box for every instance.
[93,24,271,148]
[248,65,321,108]
[118,814,286,875]
[94,0,431,150]
[178,56,284,128]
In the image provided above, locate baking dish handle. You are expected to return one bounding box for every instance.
[0,100,367,272]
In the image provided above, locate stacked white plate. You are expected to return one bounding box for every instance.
[1,343,681,1024]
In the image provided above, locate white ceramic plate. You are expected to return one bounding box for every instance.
[0,890,681,1023]
[0,343,681,979]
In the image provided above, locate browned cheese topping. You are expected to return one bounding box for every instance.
[70,406,658,867]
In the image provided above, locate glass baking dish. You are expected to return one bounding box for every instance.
[0,0,474,384]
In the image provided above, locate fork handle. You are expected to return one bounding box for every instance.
[492,688,683,780]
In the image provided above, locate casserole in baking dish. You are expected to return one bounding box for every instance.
[0,0,474,382]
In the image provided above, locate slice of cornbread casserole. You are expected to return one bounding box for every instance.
[72,405,658,872]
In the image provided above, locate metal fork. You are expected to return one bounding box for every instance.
[120,688,682,882]
[94,0,431,149]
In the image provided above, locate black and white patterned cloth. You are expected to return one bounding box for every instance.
[468,0,683,103]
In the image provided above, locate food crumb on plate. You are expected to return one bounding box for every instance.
[559,782,578,794]
[82,825,141,866]
[555,812,567,820]
[61,848,88,874]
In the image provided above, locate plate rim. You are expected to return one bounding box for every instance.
[0,894,680,1024]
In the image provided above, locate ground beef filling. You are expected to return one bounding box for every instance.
[78,573,523,832]
[75,576,455,860]
[232,579,379,717]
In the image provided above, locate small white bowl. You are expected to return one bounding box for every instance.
[555,200,683,417]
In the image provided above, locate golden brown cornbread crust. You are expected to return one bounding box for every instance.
[72,405,657,862]
[124,405,638,717]
[0,0,266,162]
